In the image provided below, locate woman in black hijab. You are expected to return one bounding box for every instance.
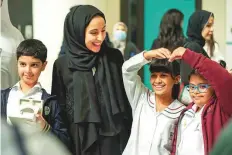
[51,5,132,155]
[181,10,214,85]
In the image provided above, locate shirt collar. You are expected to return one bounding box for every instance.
[12,82,42,91]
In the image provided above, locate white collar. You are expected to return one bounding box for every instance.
[12,82,42,92]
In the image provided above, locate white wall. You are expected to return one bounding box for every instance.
[33,0,120,93]
[225,0,232,69]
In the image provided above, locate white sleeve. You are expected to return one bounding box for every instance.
[122,52,150,111]
[212,43,225,62]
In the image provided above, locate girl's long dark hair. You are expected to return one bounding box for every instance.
[157,9,185,51]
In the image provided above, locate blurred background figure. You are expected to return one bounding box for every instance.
[1,120,71,155]
[210,120,232,155]
[1,0,24,89]
[112,22,139,60]
[204,34,227,68]
[204,34,224,62]
[151,8,185,52]
[180,10,213,85]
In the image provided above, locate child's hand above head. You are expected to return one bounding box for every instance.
[144,48,171,60]
[169,47,187,62]
[229,69,232,75]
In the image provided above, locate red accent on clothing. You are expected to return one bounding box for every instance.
[171,49,232,155]
[168,105,186,111]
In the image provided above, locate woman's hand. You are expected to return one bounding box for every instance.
[169,47,187,62]
[144,48,171,60]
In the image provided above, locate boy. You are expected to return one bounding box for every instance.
[1,39,70,149]
[169,47,232,155]
[122,48,186,155]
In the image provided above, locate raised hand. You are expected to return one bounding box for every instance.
[144,48,171,60]
[169,47,186,62]
[229,69,232,75]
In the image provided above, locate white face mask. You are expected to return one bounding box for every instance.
[114,30,127,41]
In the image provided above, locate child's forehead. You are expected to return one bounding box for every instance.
[189,74,208,84]
[150,72,171,75]
[18,56,42,63]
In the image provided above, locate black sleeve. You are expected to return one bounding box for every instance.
[180,42,206,85]
[115,49,133,134]
[49,99,71,150]
[51,59,66,109]
[51,58,69,125]
[109,48,132,134]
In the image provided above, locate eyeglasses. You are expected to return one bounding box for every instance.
[186,84,211,93]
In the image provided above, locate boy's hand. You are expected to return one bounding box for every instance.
[144,48,171,60]
[169,47,186,62]
[36,113,46,130]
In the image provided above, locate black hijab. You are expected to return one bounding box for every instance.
[180,10,213,85]
[63,5,129,152]
[187,10,214,47]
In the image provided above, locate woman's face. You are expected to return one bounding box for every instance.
[113,24,127,41]
[116,24,126,31]
[85,16,106,53]
[202,16,214,41]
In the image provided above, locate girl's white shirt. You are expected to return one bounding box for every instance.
[122,52,186,155]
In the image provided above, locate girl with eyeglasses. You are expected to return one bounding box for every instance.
[168,47,232,155]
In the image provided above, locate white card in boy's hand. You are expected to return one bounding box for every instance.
[19,98,44,114]
[8,98,43,124]
[9,113,36,124]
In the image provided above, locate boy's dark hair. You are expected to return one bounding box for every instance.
[16,39,47,63]
[149,59,180,99]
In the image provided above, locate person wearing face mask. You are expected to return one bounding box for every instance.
[112,22,140,60]
[51,5,132,155]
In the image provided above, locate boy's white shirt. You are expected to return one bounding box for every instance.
[122,52,186,155]
[7,82,43,124]
[176,104,204,155]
